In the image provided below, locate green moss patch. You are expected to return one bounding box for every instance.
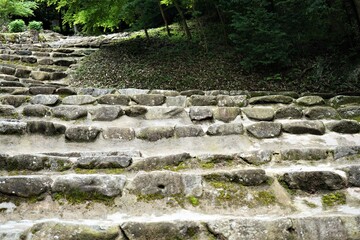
[74,168,125,174]
[188,196,200,207]
[322,192,346,207]
[52,190,115,205]
[254,191,276,206]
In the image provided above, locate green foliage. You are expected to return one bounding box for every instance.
[0,0,37,24]
[28,20,42,31]
[8,19,26,32]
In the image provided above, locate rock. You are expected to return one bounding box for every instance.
[247,122,282,138]
[37,58,54,65]
[89,106,123,121]
[0,176,52,197]
[65,126,101,142]
[53,106,88,120]
[189,107,213,121]
[345,166,360,187]
[21,222,120,240]
[80,88,115,97]
[338,106,360,119]
[30,71,51,81]
[0,66,16,75]
[326,120,360,134]
[0,120,26,134]
[62,95,97,105]
[239,150,273,165]
[150,89,179,96]
[280,148,332,161]
[124,106,148,117]
[174,125,205,138]
[217,95,248,107]
[118,88,149,95]
[180,90,205,96]
[0,95,28,107]
[102,127,135,141]
[31,95,59,105]
[204,169,269,186]
[145,107,187,120]
[329,95,360,107]
[213,107,241,122]
[5,154,46,171]
[274,106,303,119]
[304,107,340,119]
[130,171,202,197]
[136,126,174,142]
[0,105,17,117]
[55,48,74,53]
[166,96,187,107]
[122,222,201,240]
[55,87,77,95]
[26,121,66,136]
[334,146,360,159]
[76,156,132,169]
[52,175,126,197]
[131,94,165,106]
[282,121,325,135]
[188,95,217,106]
[14,68,31,78]
[0,80,25,87]
[21,56,37,63]
[54,59,76,66]
[131,153,191,171]
[281,171,346,193]
[249,95,294,104]
[249,91,299,98]
[51,72,68,80]
[242,107,275,121]
[29,87,56,95]
[23,105,51,117]
[296,96,325,106]
[98,94,130,105]
[207,123,244,136]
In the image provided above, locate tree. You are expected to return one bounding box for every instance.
[0,0,37,25]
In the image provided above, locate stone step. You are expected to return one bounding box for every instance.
[1,213,359,240]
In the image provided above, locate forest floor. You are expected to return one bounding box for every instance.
[73,23,360,93]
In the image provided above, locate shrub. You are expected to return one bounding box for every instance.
[8,19,26,33]
[28,21,43,31]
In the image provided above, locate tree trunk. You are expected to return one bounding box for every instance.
[144,27,150,41]
[159,2,171,37]
[173,0,192,40]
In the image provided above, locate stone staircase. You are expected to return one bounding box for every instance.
[1,38,360,240]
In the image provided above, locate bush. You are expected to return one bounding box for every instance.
[8,19,26,33]
[28,21,43,31]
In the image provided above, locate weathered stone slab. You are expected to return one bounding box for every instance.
[65,126,101,142]
[150,89,179,96]
[14,69,31,78]
[55,87,77,95]
[242,107,274,121]
[338,106,360,119]
[344,166,360,187]
[0,176,52,197]
[0,95,29,107]
[131,94,165,106]
[0,66,16,75]
[145,107,187,120]
[247,122,282,138]
[304,107,340,119]
[26,121,66,136]
[102,127,135,141]
[51,72,68,80]
[130,153,191,171]
[329,95,360,107]
[0,120,26,134]
[124,106,148,117]
[62,95,97,105]
[0,105,17,117]
[0,80,25,87]
[281,171,346,193]
[326,120,360,134]
[239,150,273,165]
[5,154,46,171]
[31,95,59,105]
[188,95,217,106]
[89,106,123,121]
[207,123,244,136]
[296,96,325,106]
[180,90,204,96]
[249,95,294,104]
[37,58,54,65]
[204,169,269,186]
[274,106,302,119]
[280,148,332,161]
[118,88,149,95]
[217,95,248,107]
[29,87,56,95]
[21,56,37,63]
[213,107,241,123]
[174,125,205,138]
[136,126,174,142]
[54,59,76,66]
[166,96,187,107]
[30,71,51,81]
[282,121,325,135]
[130,171,202,197]
[23,105,51,117]
[76,156,132,169]
[52,175,126,197]
[98,94,130,105]
[53,106,88,120]
[189,107,213,121]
